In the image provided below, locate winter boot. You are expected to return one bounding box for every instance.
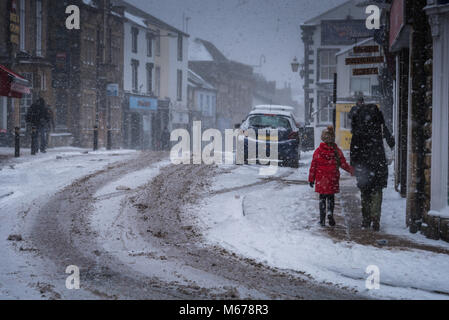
[328,214,336,227]
[319,213,326,227]
[372,220,380,232]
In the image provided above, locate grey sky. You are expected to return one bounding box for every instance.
[127,0,347,101]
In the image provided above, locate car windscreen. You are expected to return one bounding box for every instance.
[247,115,291,130]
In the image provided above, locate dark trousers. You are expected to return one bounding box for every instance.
[39,126,47,152]
[361,189,383,226]
[319,194,335,222]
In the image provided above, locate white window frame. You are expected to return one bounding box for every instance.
[318,49,338,81]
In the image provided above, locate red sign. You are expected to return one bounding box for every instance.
[389,0,405,49]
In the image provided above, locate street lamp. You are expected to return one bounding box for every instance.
[291,57,300,73]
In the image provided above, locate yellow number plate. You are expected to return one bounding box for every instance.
[259,135,278,141]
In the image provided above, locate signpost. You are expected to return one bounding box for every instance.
[353,68,379,76]
[353,45,379,54]
[345,56,384,65]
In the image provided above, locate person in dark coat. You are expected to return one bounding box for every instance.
[349,98,395,231]
[309,126,354,227]
[26,97,52,153]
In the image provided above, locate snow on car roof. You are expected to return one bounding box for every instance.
[250,105,295,118]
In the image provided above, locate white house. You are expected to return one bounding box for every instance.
[114,0,189,149]
[300,0,374,148]
[187,69,217,130]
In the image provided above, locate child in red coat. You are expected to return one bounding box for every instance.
[309,126,354,227]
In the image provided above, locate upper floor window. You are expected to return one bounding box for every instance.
[146,33,153,57]
[318,49,338,81]
[155,30,161,57]
[131,59,139,92]
[177,70,182,101]
[155,66,161,97]
[36,0,42,56]
[146,63,153,94]
[19,0,26,51]
[177,34,183,61]
[131,27,139,53]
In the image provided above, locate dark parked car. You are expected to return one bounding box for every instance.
[238,105,301,168]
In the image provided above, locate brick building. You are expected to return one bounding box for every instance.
[47,0,124,148]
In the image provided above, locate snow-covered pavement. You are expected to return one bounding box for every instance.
[0,147,137,299]
[192,152,449,300]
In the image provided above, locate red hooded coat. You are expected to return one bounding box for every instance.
[309,143,354,195]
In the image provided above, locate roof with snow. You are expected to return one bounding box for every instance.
[189,38,227,63]
[302,0,364,26]
[188,69,215,91]
[112,0,189,36]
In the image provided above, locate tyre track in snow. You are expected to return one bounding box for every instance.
[28,153,363,299]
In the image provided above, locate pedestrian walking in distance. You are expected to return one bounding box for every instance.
[309,126,354,227]
[26,97,53,153]
[349,97,395,231]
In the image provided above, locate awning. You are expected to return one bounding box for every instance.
[0,64,31,98]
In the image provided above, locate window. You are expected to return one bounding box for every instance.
[177,70,182,101]
[131,59,139,92]
[20,73,33,130]
[40,71,46,91]
[83,28,96,66]
[0,97,7,131]
[350,78,371,96]
[318,49,338,81]
[177,34,183,61]
[155,66,161,97]
[340,112,351,130]
[146,63,153,94]
[36,0,42,56]
[131,27,138,53]
[19,0,26,51]
[317,91,332,124]
[146,33,153,57]
[155,30,161,57]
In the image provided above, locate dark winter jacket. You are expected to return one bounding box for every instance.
[26,98,52,128]
[309,143,354,195]
[349,104,395,192]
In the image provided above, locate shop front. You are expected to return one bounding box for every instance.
[0,64,31,146]
[123,94,170,151]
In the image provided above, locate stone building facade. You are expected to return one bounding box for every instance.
[47,0,124,148]
[0,0,53,147]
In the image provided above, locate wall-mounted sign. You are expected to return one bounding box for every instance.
[321,20,374,46]
[106,83,119,97]
[129,96,158,111]
[352,68,379,76]
[389,0,405,50]
[353,45,379,54]
[9,0,20,45]
[345,56,384,65]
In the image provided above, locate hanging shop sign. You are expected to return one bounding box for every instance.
[345,56,384,65]
[9,0,20,45]
[352,68,379,76]
[129,96,158,111]
[353,45,379,54]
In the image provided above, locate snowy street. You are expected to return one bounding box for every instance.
[1,149,449,300]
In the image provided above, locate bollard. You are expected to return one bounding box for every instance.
[93,126,98,151]
[14,127,20,158]
[31,126,38,155]
[106,127,112,150]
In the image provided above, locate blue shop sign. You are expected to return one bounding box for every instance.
[129,96,158,111]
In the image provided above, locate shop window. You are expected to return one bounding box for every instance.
[0,97,6,131]
[350,78,371,96]
[20,73,33,130]
[317,91,332,124]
